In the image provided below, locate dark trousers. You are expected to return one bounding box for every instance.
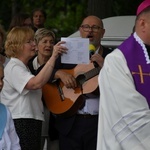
[59,115,98,150]
[14,118,42,150]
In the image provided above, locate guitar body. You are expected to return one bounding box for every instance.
[42,63,99,117]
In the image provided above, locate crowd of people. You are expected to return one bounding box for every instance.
[1,0,150,150]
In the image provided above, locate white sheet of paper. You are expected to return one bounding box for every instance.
[61,37,90,64]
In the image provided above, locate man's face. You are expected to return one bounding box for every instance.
[33,11,45,27]
[144,15,150,45]
[79,16,105,47]
[137,13,150,45]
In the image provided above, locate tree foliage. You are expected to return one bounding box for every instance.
[0,0,143,39]
[0,0,87,39]
[112,0,143,16]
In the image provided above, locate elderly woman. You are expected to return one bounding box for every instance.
[1,26,67,150]
[28,28,66,150]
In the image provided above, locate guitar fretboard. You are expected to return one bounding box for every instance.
[76,66,101,85]
[84,67,101,81]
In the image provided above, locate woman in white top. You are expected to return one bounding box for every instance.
[1,27,67,150]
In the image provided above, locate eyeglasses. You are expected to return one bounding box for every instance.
[25,39,35,45]
[80,25,103,32]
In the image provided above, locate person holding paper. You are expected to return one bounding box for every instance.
[0,26,67,150]
[97,0,150,149]
[28,28,65,150]
[50,15,112,150]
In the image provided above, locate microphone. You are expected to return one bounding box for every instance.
[89,44,99,68]
[89,44,96,57]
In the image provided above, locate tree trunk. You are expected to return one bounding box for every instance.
[11,0,21,17]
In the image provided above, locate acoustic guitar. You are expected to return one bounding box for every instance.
[42,63,100,117]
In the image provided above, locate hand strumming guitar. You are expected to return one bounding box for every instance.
[55,70,77,89]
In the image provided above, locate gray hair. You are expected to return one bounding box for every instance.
[34,28,55,44]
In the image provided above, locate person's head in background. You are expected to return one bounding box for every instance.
[0,63,4,92]
[0,24,5,54]
[0,25,9,67]
[34,28,55,65]
[31,8,46,32]
[8,13,32,31]
[79,15,105,49]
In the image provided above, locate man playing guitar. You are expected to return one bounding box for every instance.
[46,16,112,150]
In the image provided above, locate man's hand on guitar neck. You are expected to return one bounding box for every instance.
[55,70,77,89]
[90,53,104,68]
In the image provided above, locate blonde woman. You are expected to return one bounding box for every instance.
[1,27,67,150]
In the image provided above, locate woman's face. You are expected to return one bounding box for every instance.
[37,36,54,58]
[21,37,36,61]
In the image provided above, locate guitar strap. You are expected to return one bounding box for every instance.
[78,82,85,109]
[79,95,86,110]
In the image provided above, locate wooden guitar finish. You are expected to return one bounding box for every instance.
[42,63,100,117]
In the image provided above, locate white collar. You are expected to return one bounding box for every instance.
[32,56,40,70]
[134,32,150,64]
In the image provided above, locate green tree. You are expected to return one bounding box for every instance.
[44,0,87,39]
[0,0,144,38]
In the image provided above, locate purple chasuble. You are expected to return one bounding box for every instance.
[118,34,150,107]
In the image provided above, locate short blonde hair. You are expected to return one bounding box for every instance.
[5,26,34,58]
[34,28,55,44]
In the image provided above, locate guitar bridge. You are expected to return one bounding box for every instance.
[55,80,65,101]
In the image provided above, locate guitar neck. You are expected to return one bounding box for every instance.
[84,66,100,81]
[76,66,100,85]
